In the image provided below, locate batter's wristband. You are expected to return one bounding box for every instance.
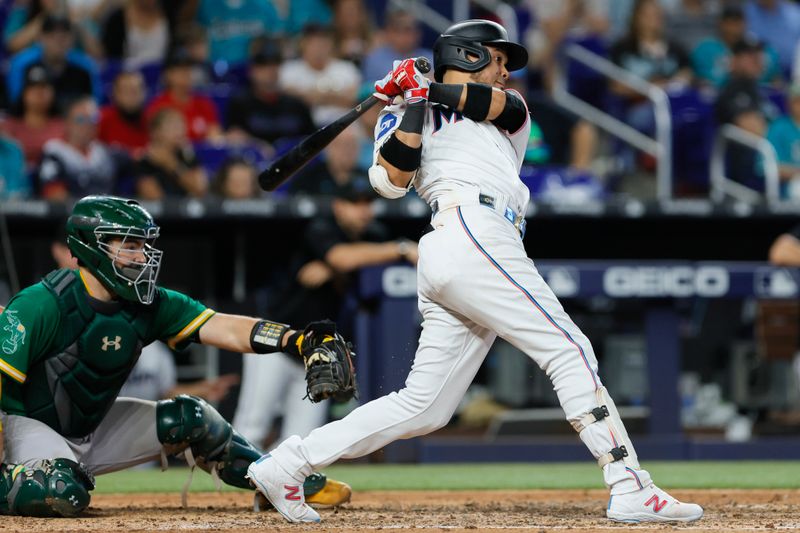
[429,82,463,109]
[380,133,422,171]
[250,320,290,354]
[398,102,426,134]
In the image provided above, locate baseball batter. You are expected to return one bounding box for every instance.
[0,195,350,517]
[249,20,704,524]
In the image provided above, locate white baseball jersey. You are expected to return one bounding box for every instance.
[372,91,532,214]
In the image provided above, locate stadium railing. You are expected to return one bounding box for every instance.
[710,123,781,205]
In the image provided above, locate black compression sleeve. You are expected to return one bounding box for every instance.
[428,82,463,109]
[491,91,528,132]
[380,134,422,171]
[398,101,426,134]
[429,82,494,122]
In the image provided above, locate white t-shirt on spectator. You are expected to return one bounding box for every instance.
[279,59,361,126]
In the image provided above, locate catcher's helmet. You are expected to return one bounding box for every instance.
[433,19,528,82]
[66,196,162,304]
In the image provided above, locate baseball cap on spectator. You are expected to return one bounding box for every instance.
[23,65,52,88]
[731,36,764,55]
[335,177,377,202]
[251,39,283,65]
[42,14,72,33]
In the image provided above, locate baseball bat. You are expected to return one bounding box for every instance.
[258,57,431,191]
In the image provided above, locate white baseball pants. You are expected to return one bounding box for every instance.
[271,201,652,495]
[233,352,329,445]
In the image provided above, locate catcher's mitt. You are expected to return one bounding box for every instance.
[301,321,358,403]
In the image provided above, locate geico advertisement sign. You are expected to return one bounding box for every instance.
[603,266,729,297]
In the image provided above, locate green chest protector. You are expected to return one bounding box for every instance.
[23,270,153,437]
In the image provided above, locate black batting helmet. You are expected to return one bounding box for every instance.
[433,19,528,82]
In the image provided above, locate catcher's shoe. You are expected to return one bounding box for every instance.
[247,454,320,523]
[607,483,703,523]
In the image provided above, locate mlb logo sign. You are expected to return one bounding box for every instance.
[755,268,799,298]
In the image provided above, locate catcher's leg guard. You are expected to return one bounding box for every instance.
[571,387,652,493]
[0,459,95,517]
[156,395,350,506]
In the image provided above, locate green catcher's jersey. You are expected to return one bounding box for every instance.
[0,268,215,437]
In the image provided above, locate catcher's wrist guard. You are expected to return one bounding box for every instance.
[250,320,290,354]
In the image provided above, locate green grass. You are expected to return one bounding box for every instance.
[95,461,800,494]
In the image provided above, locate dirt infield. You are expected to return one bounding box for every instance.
[0,489,796,532]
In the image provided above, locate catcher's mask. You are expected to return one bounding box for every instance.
[67,196,163,305]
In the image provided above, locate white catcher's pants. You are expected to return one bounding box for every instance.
[271,202,652,495]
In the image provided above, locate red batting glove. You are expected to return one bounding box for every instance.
[392,58,430,104]
[374,68,402,104]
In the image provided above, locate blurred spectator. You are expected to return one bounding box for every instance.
[6,15,101,111]
[98,70,149,154]
[226,39,315,147]
[3,64,65,171]
[290,123,362,195]
[355,82,382,171]
[146,50,222,142]
[609,0,692,137]
[663,0,720,53]
[37,96,117,201]
[233,178,418,447]
[135,107,208,199]
[272,0,332,36]
[100,0,169,68]
[211,156,260,199]
[361,7,431,83]
[715,37,772,133]
[766,85,800,199]
[610,0,691,94]
[744,0,800,74]
[769,224,800,264]
[693,5,782,88]
[279,24,361,126]
[331,0,375,65]
[194,0,281,66]
[715,36,775,192]
[3,0,102,57]
[0,120,28,200]
[525,92,598,172]
[524,0,610,91]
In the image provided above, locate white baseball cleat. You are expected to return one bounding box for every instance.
[246,454,321,523]
[607,483,703,523]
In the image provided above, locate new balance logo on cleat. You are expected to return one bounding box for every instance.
[284,485,301,501]
[645,495,668,512]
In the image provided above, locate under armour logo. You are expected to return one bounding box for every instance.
[194,406,202,418]
[69,494,79,507]
[645,495,668,512]
[101,336,122,351]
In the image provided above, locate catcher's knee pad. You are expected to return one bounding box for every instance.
[156,394,261,489]
[571,386,640,470]
[0,459,95,517]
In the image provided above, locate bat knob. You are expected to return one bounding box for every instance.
[415,57,431,74]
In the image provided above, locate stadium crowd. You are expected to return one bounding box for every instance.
[1,0,800,202]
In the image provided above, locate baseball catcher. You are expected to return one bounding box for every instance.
[0,195,352,517]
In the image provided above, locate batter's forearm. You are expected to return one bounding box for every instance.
[326,242,407,272]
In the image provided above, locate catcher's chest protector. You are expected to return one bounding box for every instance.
[21,269,148,437]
